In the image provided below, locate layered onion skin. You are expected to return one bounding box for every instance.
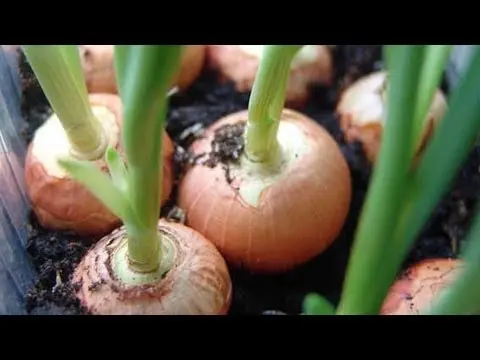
[24,93,175,237]
[79,45,206,94]
[336,71,447,164]
[381,258,462,315]
[207,45,333,108]
[178,109,352,273]
[73,219,233,315]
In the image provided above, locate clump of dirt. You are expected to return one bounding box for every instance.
[24,212,89,315]
[202,122,246,168]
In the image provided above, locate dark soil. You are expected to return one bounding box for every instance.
[16,45,480,315]
[200,122,245,168]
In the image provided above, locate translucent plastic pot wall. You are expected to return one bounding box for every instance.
[0,46,35,315]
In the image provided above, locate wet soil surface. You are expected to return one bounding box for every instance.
[16,46,480,315]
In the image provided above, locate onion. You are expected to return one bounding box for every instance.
[73,219,232,315]
[381,258,462,315]
[177,109,352,273]
[336,71,447,163]
[79,45,206,94]
[24,93,174,237]
[207,45,333,108]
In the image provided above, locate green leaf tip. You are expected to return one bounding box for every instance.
[302,293,335,315]
[57,156,131,221]
[105,146,128,193]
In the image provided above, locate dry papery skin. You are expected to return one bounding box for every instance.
[178,109,352,273]
[381,258,462,315]
[207,45,334,108]
[73,219,232,315]
[79,45,207,94]
[24,93,175,238]
[336,71,447,164]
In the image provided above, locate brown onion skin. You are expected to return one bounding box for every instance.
[381,258,462,315]
[336,71,447,164]
[24,93,174,238]
[177,109,352,273]
[73,219,232,315]
[206,45,333,108]
[79,45,206,94]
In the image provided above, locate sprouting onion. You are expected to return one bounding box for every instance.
[79,45,206,95]
[21,45,175,237]
[245,45,303,163]
[57,45,232,315]
[178,45,352,273]
[336,46,450,165]
[21,45,125,236]
[60,45,182,272]
[207,45,333,107]
[22,45,107,161]
[304,45,480,315]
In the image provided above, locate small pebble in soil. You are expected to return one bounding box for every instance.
[262,310,288,315]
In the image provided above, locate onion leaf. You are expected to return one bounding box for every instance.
[303,293,335,315]
[58,157,131,221]
[105,146,128,193]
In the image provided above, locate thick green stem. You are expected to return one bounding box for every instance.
[116,46,182,273]
[125,222,161,273]
[411,45,452,154]
[126,104,166,273]
[336,46,427,314]
[375,47,480,305]
[113,46,132,101]
[245,45,303,163]
[22,45,106,160]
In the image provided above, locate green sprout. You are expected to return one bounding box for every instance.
[58,45,182,274]
[21,45,106,160]
[304,45,480,315]
[244,45,303,163]
[411,45,452,153]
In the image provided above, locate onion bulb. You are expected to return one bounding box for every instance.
[381,258,462,315]
[336,71,447,164]
[79,45,206,94]
[207,45,333,108]
[24,93,174,237]
[73,219,232,315]
[177,109,351,273]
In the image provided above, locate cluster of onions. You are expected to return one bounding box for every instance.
[336,71,448,164]
[380,258,463,315]
[21,46,175,237]
[56,46,231,315]
[178,45,352,273]
[302,45,480,316]
[79,45,206,94]
[207,45,333,108]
